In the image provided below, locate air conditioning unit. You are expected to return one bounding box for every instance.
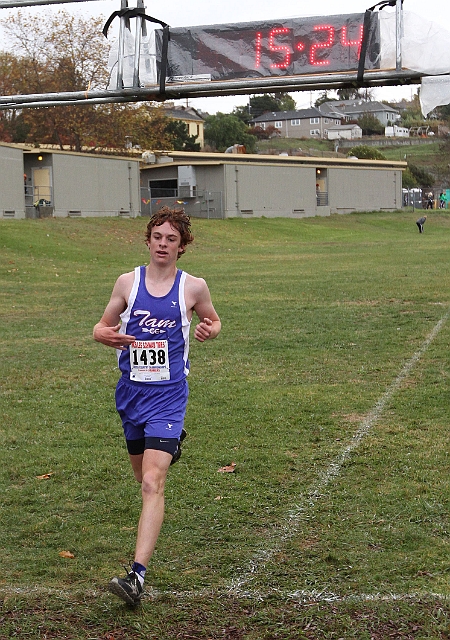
[178,166,197,198]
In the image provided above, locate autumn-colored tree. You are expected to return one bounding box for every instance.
[0,11,196,152]
[126,104,173,150]
[0,11,112,150]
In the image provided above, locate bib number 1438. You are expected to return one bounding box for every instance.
[129,340,170,382]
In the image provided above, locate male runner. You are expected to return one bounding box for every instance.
[93,207,221,605]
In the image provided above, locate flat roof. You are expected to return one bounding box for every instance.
[143,150,407,170]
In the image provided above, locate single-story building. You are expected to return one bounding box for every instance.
[0,143,141,219]
[385,125,410,138]
[327,124,363,141]
[249,107,342,140]
[140,150,406,218]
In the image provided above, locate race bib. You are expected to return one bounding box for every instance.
[129,340,170,382]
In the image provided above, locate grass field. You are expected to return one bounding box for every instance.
[1,212,449,639]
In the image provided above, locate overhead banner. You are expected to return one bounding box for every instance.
[154,13,381,84]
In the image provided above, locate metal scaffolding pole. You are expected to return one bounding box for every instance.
[0,0,104,7]
[0,68,423,110]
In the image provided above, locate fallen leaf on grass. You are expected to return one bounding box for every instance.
[36,472,54,480]
[59,550,75,559]
[218,462,236,473]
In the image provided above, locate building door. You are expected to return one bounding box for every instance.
[316,168,328,206]
[33,167,52,203]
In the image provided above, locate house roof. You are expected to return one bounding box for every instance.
[162,105,204,122]
[319,100,400,117]
[326,124,362,131]
[250,106,330,124]
[141,149,406,171]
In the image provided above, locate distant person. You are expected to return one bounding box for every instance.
[426,193,434,209]
[93,207,221,605]
[416,215,427,233]
[439,192,447,209]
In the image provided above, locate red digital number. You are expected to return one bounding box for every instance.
[341,25,364,55]
[268,27,291,69]
[255,31,262,68]
[310,25,335,66]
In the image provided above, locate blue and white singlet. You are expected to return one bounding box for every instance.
[117,266,191,385]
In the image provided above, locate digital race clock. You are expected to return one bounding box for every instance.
[155,13,380,83]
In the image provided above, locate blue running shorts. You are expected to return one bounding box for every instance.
[115,377,188,454]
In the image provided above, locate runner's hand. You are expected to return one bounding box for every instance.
[94,323,136,350]
[194,317,213,342]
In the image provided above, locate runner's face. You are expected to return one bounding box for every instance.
[147,221,183,263]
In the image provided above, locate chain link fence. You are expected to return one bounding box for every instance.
[141,188,224,218]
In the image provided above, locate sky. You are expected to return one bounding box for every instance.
[1,0,449,113]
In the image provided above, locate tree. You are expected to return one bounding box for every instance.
[125,104,173,150]
[164,120,201,151]
[337,87,373,101]
[204,113,257,152]
[436,103,450,122]
[347,145,386,160]
[249,93,296,118]
[314,92,332,107]
[0,10,114,151]
[401,168,418,189]
[232,104,252,125]
[357,113,384,136]
[399,94,426,129]
[248,125,279,140]
[408,163,434,188]
[0,12,184,152]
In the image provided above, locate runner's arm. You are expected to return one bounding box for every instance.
[191,278,221,343]
[93,273,136,350]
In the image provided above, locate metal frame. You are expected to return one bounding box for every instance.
[0,0,424,110]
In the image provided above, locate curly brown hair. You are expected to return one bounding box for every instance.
[145,206,194,257]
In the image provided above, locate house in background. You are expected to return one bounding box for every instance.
[249,107,342,139]
[162,102,205,148]
[319,100,401,126]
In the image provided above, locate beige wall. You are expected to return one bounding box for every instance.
[52,154,141,217]
[328,168,402,213]
[223,164,317,217]
[0,145,26,219]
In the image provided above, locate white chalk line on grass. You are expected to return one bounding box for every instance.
[2,584,449,608]
[227,309,450,597]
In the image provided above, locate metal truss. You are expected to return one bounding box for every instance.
[0,0,424,110]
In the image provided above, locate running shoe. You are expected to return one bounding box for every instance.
[108,570,143,606]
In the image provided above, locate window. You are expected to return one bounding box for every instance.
[324,118,329,123]
[310,129,320,136]
[335,119,340,125]
[275,121,283,128]
[259,122,266,130]
[310,117,319,124]
[149,179,178,198]
[291,119,300,126]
